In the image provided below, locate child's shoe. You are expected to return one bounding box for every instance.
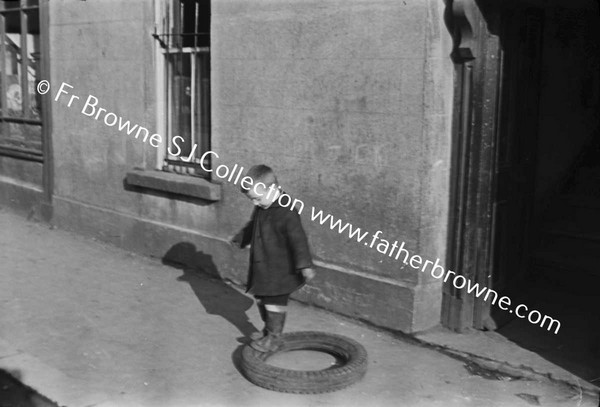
[250,329,267,341]
[250,311,286,352]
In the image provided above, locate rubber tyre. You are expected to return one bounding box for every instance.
[240,331,368,394]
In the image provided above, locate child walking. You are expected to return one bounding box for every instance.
[230,164,315,352]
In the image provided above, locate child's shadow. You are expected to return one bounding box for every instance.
[163,242,259,340]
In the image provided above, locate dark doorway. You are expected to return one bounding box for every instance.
[444,0,600,383]
[494,1,600,383]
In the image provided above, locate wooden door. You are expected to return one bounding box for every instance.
[488,7,544,324]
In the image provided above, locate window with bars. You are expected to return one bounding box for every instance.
[0,0,43,161]
[154,0,211,178]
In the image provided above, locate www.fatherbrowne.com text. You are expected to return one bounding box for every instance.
[39,80,561,334]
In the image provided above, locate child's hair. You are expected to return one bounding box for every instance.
[241,164,278,193]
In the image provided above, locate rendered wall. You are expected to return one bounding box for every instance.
[211,0,454,332]
[0,156,43,216]
[46,0,454,333]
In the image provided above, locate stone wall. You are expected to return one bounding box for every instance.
[44,0,454,333]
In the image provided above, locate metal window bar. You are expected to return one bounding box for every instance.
[153,0,210,177]
[20,0,29,119]
[162,50,210,175]
[0,15,8,131]
[0,2,38,12]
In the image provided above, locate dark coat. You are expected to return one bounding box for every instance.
[232,198,313,296]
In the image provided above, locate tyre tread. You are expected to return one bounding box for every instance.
[240,331,367,394]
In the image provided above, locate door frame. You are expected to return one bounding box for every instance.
[442,0,505,331]
[443,0,544,331]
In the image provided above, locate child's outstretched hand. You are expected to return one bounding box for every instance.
[301,267,316,281]
[228,235,250,249]
[228,235,240,248]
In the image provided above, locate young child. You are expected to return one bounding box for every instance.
[230,164,315,352]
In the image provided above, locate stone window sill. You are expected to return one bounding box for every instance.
[125,169,221,202]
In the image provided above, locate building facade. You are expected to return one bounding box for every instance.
[6,0,595,336]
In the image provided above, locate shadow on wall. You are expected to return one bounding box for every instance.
[162,242,259,339]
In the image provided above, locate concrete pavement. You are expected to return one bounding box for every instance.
[0,208,598,407]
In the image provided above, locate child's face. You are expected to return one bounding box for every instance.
[245,183,277,209]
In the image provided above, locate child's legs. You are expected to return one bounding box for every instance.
[255,294,289,313]
[251,294,290,351]
[265,304,286,313]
